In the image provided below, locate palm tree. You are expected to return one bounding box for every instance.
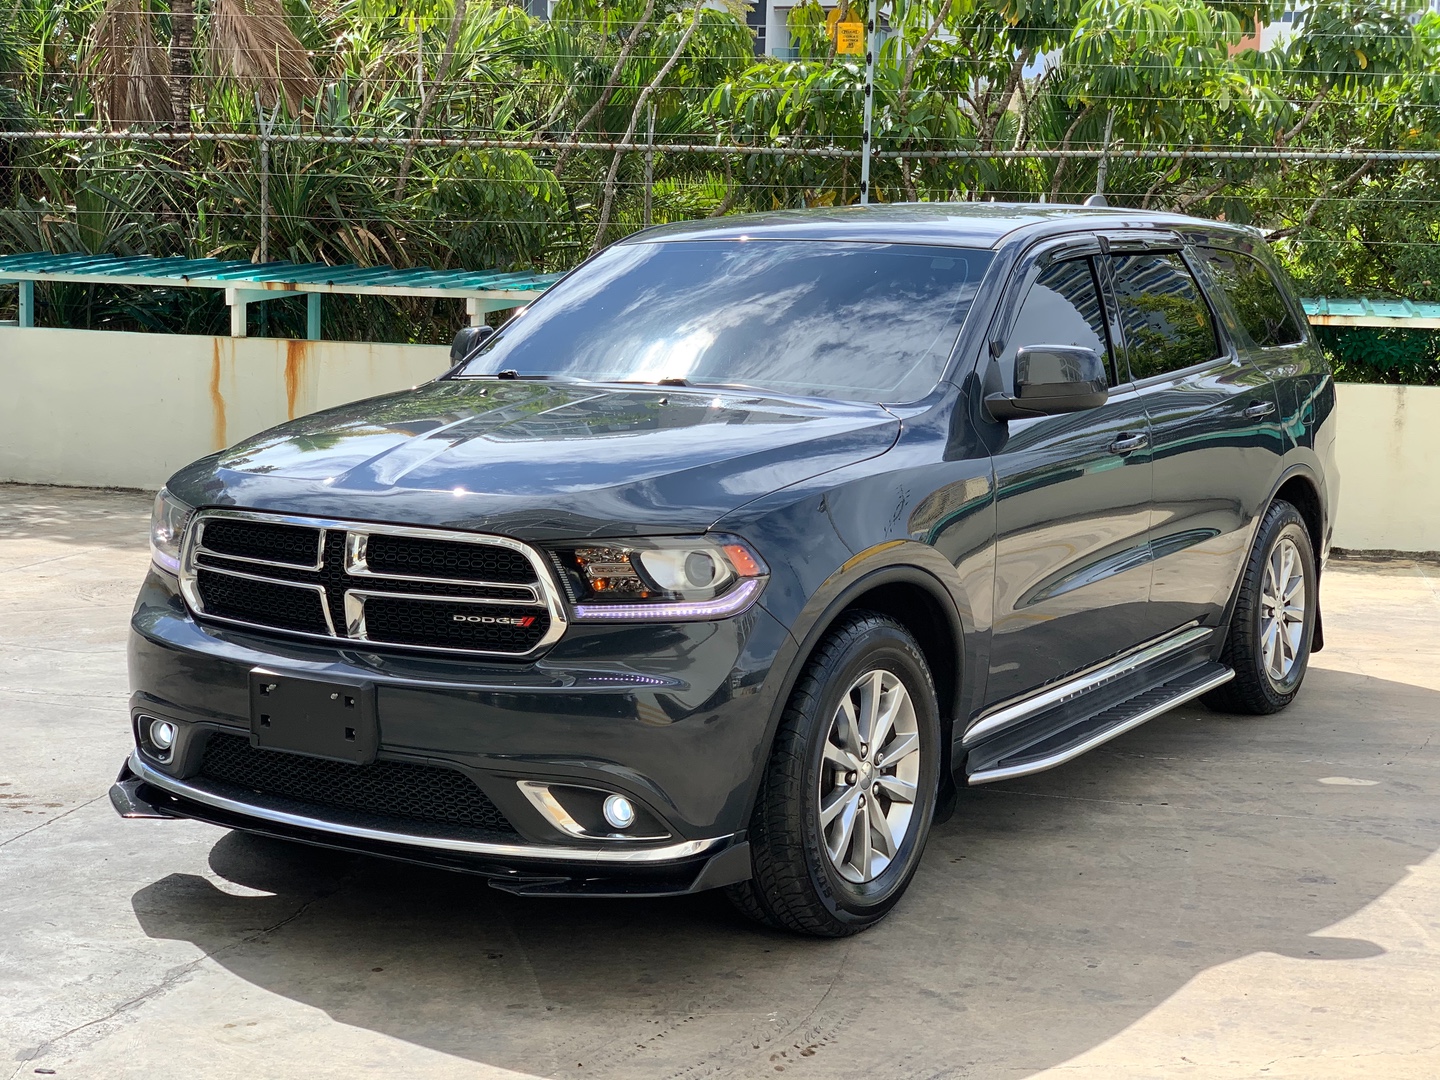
[87,0,173,127]
[86,0,318,130]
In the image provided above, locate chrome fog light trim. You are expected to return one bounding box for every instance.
[518,781,667,841]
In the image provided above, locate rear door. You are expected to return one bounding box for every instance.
[983,238,1157,707]
[1105,237,1285,630]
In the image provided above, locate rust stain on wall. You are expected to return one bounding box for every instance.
[209,341,228,450]
[284,339,311,419]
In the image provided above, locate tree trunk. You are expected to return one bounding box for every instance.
[1048,102,1093,199]
[979,46,1033,153]
[168,0,195,136]
[897,0,952,113]
[395,0,469,199]
[591,0,706,254]
[553,0,657,180]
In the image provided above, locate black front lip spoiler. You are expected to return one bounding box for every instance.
[110,758,751,898]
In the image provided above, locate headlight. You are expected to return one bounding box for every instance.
[149,488,194,575]
[552,536,768,622]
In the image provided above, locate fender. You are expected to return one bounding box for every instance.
[742,542,977,828]
[1213,459,1329,656]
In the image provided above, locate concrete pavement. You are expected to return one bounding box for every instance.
[2,483,1438,1080]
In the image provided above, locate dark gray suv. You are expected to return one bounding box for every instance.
[112,204,1337,937]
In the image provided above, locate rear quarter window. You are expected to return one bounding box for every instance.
[1110,252,1221,379]
[1195,247,1304,349]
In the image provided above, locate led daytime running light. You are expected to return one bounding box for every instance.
[572,576,764,622]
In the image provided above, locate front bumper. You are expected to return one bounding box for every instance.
[121,567,793,896]
[111,755,750,896]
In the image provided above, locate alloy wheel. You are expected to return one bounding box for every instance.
[1260,535,1307,685]
[818,669,922,884]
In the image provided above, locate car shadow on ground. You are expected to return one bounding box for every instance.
[130,664,1437,1079]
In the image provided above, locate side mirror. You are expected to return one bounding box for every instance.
[986,344,1109,419]
[449,324,495,364]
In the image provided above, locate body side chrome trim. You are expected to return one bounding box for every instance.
[128,753,727,863]
[965,624,1213,746]
[967,667,1234,785]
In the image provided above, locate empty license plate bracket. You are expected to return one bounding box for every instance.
[248,669,378,765]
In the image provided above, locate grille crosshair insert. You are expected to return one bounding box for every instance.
[179,511,567,657]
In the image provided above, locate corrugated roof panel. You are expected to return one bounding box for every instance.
[0,252,555,298]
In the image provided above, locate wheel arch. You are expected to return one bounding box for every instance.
[1218,463,1329,656]
[1273,471,1325,565]
[748,549,973,829]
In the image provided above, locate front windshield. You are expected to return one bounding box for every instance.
[458,239,992,403]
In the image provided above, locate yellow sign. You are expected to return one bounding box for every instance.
[826,6,865,55]
[835,21,865,54]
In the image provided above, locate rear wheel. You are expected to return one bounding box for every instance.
[728,612,941,937]
[1206,500,1317,715]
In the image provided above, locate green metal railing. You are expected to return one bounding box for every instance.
[0,252,561,339]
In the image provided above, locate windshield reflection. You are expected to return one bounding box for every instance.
[460,240,992,403]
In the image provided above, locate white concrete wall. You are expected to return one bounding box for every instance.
[1,328,1437,551]
[1331,383,1440,553]
[0,327,450,490]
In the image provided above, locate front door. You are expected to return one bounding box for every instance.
[984,242,1157,707]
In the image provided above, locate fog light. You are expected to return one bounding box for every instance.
[149,719,177,751]
[603,794,636,831]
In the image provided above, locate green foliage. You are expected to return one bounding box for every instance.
[2,0,1439,379]
[1317,327,1440,386]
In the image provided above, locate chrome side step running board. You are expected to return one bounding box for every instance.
[967,663,1234,785]
[965,625,1214,746]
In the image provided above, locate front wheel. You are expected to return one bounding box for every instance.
[1206,500,1317,715]
[728,612,941,937]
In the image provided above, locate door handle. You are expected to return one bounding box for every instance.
[1243,401,1276,419]
[1109,432,1149,454]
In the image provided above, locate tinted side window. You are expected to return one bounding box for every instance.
[1195,247,1304,348]
[1001,257,1114,389]
[1112,252,1220,379]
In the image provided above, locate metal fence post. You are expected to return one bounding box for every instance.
[256,95,278,266]
[18,280,34,327]
[859,3,877,205]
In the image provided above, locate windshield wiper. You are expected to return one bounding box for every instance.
[610,377,777,394]
[455,370,554,380]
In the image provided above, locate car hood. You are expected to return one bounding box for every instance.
[166,380,900,540]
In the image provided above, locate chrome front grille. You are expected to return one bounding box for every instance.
[178,511,567,657]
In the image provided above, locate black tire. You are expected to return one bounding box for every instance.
[1206,500,1318,715]
[727,612,942,937]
